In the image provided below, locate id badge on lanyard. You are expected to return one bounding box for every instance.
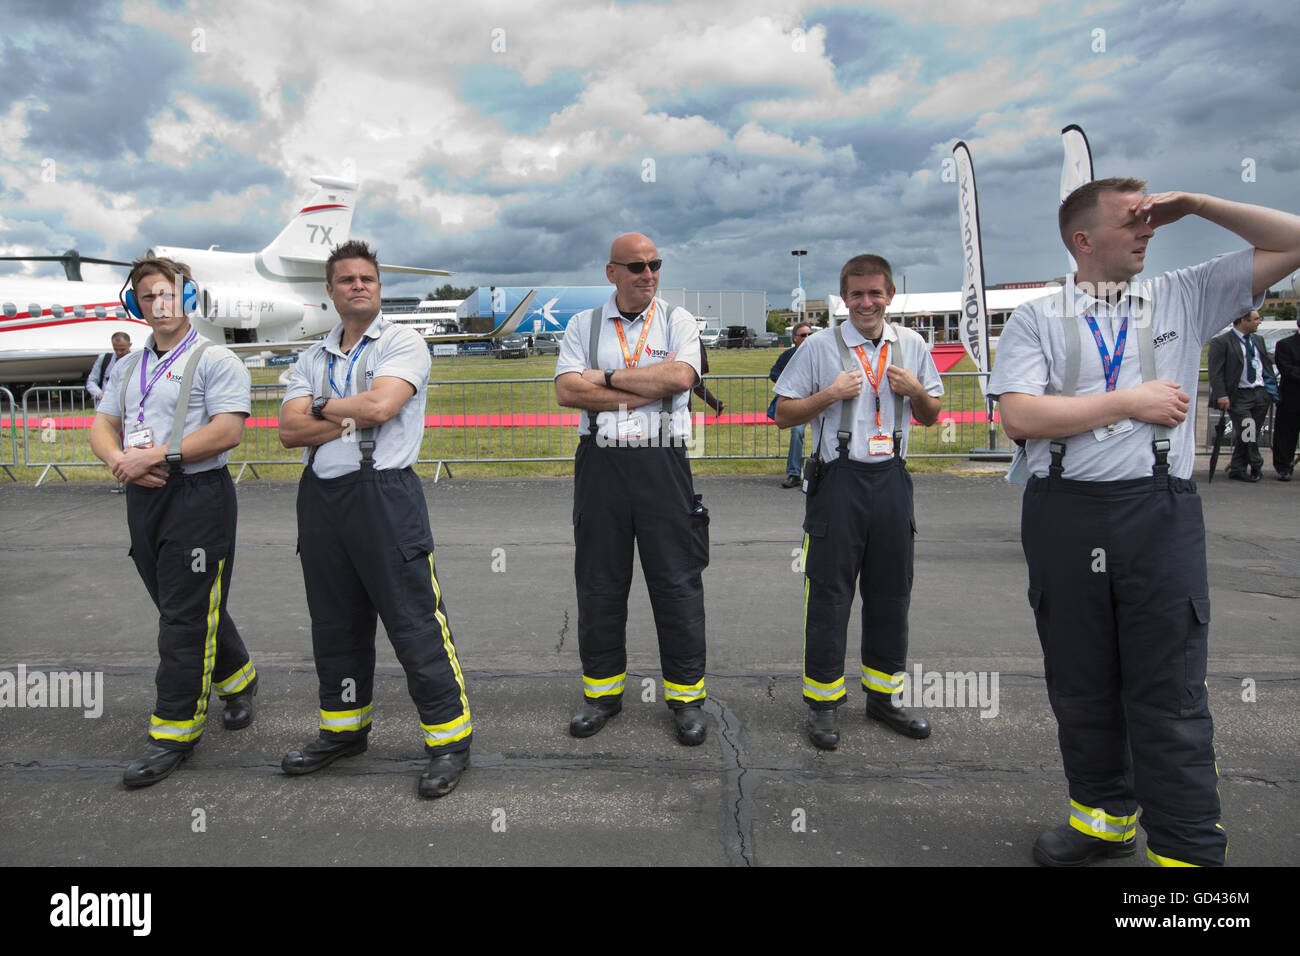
[853,341,893,455]
[612,302,656,442]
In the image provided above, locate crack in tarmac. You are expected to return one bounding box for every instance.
[555,609,569,655]
[702,695,754,867]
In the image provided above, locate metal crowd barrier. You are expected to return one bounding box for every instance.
[19,387,101,486]
[6,369,1245,485]
[0,386,17,480]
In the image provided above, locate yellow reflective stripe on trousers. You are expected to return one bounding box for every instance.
[800,534,843,700]
[861,666,903,694]
[213,659,256,695]
[1068,799,1137,841]
[428,554,472,739]
[664,678,705,702]
[149,715,204,742]
[422,711,472,746]
[800,533,811,639]
[320,702,374,733]
[583,672,626,698]
[149,556,223,744]
[803,675,846,701]
[1147,849,1198,867]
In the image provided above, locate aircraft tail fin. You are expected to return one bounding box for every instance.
[260,175,358,262]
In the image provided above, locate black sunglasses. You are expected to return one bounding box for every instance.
[610,259,662,274]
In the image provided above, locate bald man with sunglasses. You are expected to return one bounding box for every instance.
[554,233,710,746]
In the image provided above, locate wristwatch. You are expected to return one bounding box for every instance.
[604,369,615,389]
[311,396,329,420]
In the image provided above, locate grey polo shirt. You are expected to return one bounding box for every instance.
[773,320,943,461]
[283,313,430,478]
[554,294,702,443]
[987,247,1264,481]
[100,332,250,473]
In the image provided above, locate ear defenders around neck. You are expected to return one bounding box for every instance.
[119,272,199,319]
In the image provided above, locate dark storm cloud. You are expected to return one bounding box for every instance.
[3,17,190,161]
[91,144,282,203]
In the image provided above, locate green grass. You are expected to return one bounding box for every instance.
[2,347,1014,482]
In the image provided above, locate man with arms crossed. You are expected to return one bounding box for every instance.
[988,178,1300,865]
[278,240,472,798]
[554,232,710,746]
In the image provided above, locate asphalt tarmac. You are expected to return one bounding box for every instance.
[1,463,1295,867]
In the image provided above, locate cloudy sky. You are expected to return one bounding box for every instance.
[2,0,1297,307]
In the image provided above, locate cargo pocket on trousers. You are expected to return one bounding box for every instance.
[397,535,435,565]
[1027,587,1050,677]
[689,500,709,572]
[1181,596,1211,716]
[801,519,828,580]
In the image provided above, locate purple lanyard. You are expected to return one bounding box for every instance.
[327,336,371,397]
[137,328,198,424]
[1083,310,1127,392]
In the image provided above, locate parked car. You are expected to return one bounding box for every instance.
[722,325,754,348]
[493,334,529,359]
[533,331,562,355]
[699,327,722,349]
[756,331,779,348]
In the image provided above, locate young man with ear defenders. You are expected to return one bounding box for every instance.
[91,256,257,789]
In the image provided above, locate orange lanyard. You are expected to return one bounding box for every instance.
[612,300,656,368]
[852,341,889,430]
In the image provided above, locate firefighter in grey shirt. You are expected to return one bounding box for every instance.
[988,178,1300,866]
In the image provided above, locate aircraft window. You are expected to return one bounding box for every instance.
[73,305,86,318]
[94,306,107,319]
[51,303,65,318]
[28,303,42,318]
[2,302,15,318]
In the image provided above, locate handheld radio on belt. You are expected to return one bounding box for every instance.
[802,323,906,494]
[309,336,377,468]
[586,304,674,446]
[1048,290,1170,478]
[117,341,212,468]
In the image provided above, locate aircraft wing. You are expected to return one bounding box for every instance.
[275,256,453,278]
[378,263,454,277]
[222,338,326,356]
[419,290,537,342]
[483,289,536,337]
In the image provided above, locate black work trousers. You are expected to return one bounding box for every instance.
[1272,390,1299,474]
[126,467,255,751]
[296,465,471,755]
[800,455,914,709]
[1022,473,1225,866]
[572,438,708,709]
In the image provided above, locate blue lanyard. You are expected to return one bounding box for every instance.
[1083,310,1127,392]
[327,337,370,397]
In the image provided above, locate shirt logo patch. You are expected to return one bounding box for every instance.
[1151,330,1178,349]
[646,347,669,359]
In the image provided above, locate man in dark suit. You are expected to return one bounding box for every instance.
[1273,318,1300,481]
[1208,310,1276,481]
